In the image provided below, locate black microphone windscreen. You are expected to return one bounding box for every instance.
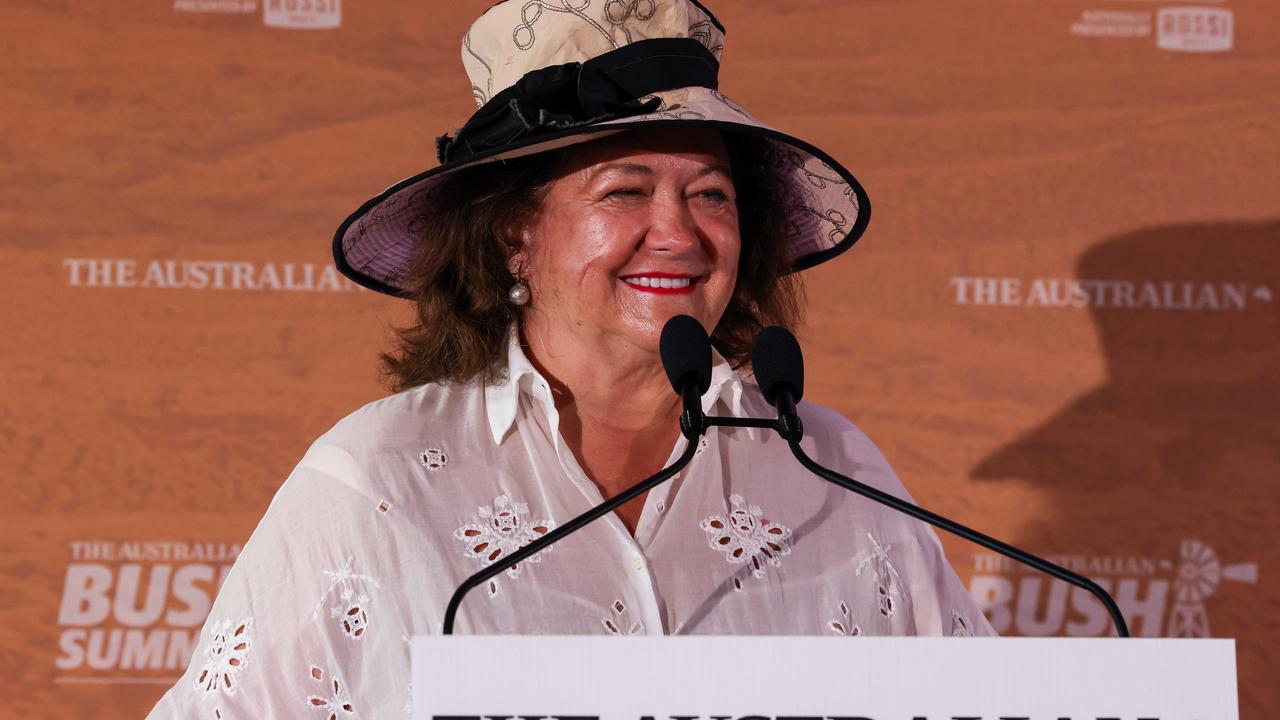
[751,326,805,405]
[659,315,712,395]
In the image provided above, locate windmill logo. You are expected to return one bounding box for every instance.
[1168,539,1258,637]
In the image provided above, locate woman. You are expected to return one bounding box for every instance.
[148,2,992,717]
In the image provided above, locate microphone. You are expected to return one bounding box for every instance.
[750,326,804,440]
[750,326,1132,638]
[441,315,713,634]
[660,314,712,439]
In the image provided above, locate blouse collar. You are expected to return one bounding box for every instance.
[484,327,745,445]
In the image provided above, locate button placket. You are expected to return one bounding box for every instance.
[522,373,685,636]
[540,416,668,634]
[619,540,665,634]
[592,468,664,633]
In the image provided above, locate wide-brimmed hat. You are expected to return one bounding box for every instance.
[333,0,871,297]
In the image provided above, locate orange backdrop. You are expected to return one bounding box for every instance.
[3,0,1277,718]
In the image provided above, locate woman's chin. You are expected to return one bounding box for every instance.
[612,309,714,352]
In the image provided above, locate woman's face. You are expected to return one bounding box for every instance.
[520,127,741,355]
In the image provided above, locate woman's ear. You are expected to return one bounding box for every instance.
[507,227,534,275]
[507,249,527,277]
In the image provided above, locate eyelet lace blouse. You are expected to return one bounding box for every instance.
[146,335,994,719]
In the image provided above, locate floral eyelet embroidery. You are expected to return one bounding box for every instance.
[307,665,355,719]
[700,494,793,586]
[876,583,895,618]
[951,609,973,637]
[855,533,903,619]
[418,448,448,471]
[333,596,369,639]
[193,617,252,697]
[829,601,863,637]
[312,558,381,641]
[453,495,555,596]
[602,599,642,635]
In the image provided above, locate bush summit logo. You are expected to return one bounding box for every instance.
[55,540,239,681]
[969,539,1258,637]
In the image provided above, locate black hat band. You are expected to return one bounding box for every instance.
[436,37,721,164]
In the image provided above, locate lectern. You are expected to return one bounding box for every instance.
[411,635,1237,720]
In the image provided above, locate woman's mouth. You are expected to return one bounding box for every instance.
[620,273,699,295]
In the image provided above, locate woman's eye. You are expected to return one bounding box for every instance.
[694,189,731,203]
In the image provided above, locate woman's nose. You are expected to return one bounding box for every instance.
[646,195,702,253]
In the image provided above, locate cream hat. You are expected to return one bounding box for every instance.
[333,0,870,296]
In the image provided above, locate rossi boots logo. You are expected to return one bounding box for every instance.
[264,0,341,29]
[1157,7,1233,53]
[969,539,1257,637]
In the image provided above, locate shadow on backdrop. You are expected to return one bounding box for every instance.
[970,220,1276,645]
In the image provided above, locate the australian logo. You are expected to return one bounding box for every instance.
[969,539,1257,637]
[55,540,240,679]
[1156,7,1233,53]
[949,275,1271,310]
[263,0,341,29]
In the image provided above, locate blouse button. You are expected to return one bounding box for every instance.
[631,554,645,572]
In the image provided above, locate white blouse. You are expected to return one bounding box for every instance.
[146,336,994,719]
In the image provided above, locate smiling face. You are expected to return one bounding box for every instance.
[518,127,741,357]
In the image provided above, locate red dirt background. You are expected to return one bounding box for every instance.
[2,0,1276,717]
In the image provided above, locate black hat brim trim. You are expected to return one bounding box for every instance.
[332,118,871,298]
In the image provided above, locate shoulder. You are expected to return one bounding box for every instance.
[737,380,881,455]
[322,381,477,447]
[799,400,895,472]
[290,380,484,493]
[738,381,913,502]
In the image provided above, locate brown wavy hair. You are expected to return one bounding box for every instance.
[382,131,806,391]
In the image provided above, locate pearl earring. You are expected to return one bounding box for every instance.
[508,258,530,306]
[508,281,530,306]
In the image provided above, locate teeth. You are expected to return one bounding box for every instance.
[624,276,693,289]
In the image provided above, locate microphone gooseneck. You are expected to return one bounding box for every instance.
[442,315,712,634]
[750,326,1132,638]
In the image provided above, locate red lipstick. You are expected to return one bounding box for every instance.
[619,273,700,295]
